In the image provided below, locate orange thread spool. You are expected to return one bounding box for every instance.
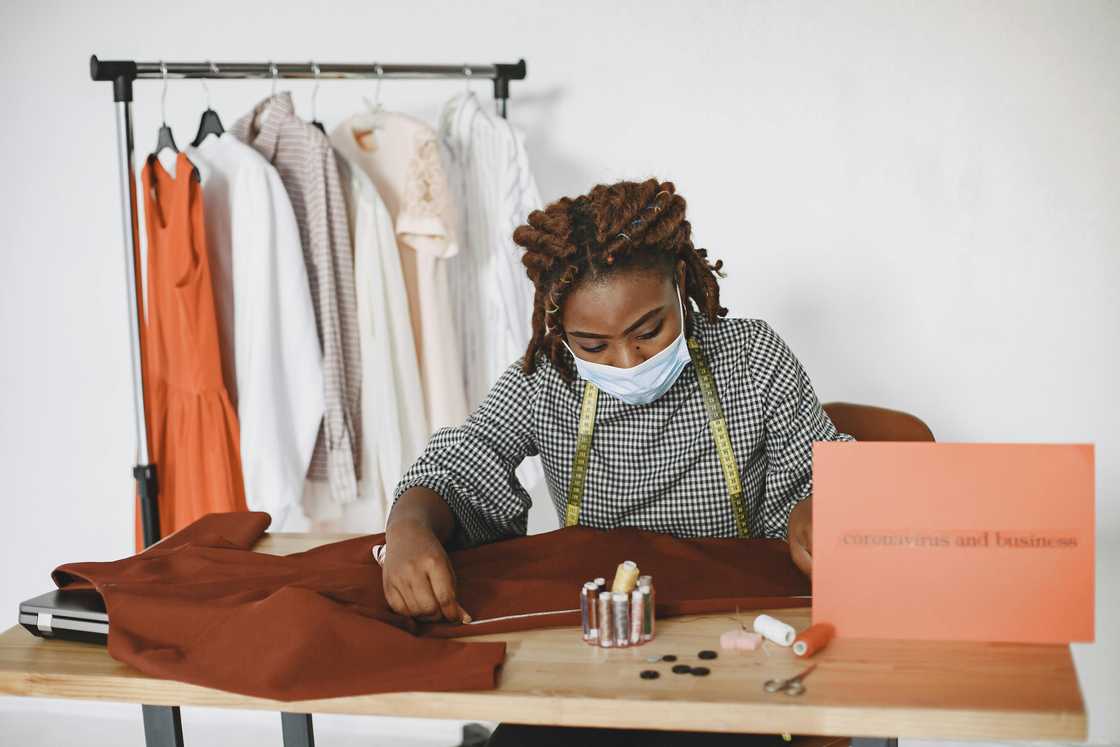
[792,623,835,658]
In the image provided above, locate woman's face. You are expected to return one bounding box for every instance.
[561,268,685,369]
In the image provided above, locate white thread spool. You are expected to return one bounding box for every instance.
[753,614,796,646]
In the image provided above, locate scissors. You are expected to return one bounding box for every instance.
[763,663,817,696]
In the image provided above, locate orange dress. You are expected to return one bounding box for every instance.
[135,151,246,550]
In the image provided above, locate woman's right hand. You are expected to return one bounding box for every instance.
[382,519,472,624]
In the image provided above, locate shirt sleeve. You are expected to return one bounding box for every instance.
[392,360,539,549]
[395,135,457,259]
[748,321,855,539]
[315,141,363,501]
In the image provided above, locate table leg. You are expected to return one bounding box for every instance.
[141,705,184,747]
[851,739,898,747]
[281,712,315,747]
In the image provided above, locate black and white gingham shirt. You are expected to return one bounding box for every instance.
[393,313,855,548]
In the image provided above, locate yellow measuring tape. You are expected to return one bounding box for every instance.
[563,338,750,537]
[564,382,599,527]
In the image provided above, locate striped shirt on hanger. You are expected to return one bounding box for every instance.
[438,91,547,497]
[233,92,362,504]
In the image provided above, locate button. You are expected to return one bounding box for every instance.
[698,650,718,660]
[640,670,660,680]
[671,664,692,674]
[690,666,711,676]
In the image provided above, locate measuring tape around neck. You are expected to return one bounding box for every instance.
[563,337,750,537]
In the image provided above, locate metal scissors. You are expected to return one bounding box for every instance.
[763,663,817,696]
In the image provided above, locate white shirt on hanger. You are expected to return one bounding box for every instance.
[438,91,546,493]
[186,133,324,529]
[301,154,431,529]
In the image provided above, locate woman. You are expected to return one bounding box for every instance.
[382,178,853,745]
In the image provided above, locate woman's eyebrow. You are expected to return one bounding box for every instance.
[568,306,664,339]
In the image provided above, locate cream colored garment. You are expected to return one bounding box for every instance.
[332,111,468,431]
[301,154,431,528]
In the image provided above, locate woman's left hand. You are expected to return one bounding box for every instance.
[788,497,813,577]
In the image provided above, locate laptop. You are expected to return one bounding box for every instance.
[18,588,108,645]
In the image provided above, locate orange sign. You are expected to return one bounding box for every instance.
[811,443,1094,643]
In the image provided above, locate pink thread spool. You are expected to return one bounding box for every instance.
[720,629,763,651]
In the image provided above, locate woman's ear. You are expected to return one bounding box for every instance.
[674,262,690,319]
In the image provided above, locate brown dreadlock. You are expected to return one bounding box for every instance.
[512,178,728,381]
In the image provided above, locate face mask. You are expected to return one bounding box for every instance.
[563,290,690,405]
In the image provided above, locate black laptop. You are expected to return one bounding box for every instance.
[18,589,108,645]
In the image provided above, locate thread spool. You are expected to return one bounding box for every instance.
[597,593,613,648]
[580,582,599,643]
[639,578,655,641]
[611,561,639,593]
[792,623,835,658]
[629,588,644,645]
[611,592,630,648]
[720,629,763,651]
[753,614,796,646]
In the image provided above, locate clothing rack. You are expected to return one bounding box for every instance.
[89,54,528,551]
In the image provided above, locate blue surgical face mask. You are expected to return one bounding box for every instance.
[563,290,690,405]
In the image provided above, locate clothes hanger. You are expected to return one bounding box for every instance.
[309,61,325,133]
[154,61,178,156]
[360,63,385,118]
[462,63,477,99]
[352,64,386,149]
[190,61,225,147]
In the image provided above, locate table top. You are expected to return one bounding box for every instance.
[0,532,1087,740]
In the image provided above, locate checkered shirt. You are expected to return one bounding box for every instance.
[232,92,362,504]
[393,314,855,548]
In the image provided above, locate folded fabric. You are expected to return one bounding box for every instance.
[51,512,809,701]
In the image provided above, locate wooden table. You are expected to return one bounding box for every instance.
[0,532,1087,746]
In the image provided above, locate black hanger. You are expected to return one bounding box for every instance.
[154,62,178,156]
[155,122,178,155]
[191,108,225,146]
[190,63,225,147]
[311,119,325,134]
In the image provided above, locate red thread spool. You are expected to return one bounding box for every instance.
[792,623,835,658]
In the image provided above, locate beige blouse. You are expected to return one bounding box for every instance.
[332,111,468,432]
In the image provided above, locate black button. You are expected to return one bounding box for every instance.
[640,670,660,680]
[690,666,711,676]
[671,664,692,674]
[662,654,678,662]
[698,650,718,660]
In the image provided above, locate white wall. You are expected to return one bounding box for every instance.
[1,0,1117,744]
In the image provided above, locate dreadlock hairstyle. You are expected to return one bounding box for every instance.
[512,178,728,381]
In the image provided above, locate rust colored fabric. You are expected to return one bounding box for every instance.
[53,512,809,701]
[136,153,247,552]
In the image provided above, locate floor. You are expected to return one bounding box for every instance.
[0,697,491,746]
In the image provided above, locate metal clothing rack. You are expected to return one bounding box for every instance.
[89,55,526,747]
[89,54,527,550]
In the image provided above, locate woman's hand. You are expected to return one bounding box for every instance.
[788,497,813,577]
[381,519,472,624]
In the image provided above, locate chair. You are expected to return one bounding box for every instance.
[822,402,935,442]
